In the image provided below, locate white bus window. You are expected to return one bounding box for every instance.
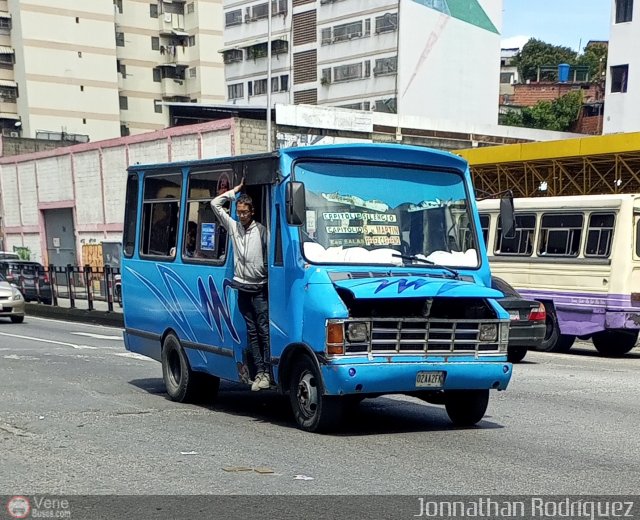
[496,214,535,256]
[585,213,615,257]
[183,170,232,262]
[538,213,583,257]
[479,214,490,247]
[140,174,181,258]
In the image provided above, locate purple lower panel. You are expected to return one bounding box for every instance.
[555,309,640,336]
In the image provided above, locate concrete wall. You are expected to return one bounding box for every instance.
[604,0,639,133]
[0,119,236,265]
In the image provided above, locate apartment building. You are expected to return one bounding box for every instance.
[604,0,637,133]
[221,0,502,126]
[0,0,226,142]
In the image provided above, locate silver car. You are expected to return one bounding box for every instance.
[0,272,25,323]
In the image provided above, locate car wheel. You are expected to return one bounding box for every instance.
[507,346,527,363]
[444,390,489,427]
[161,333,219,403]
[592,330,638,357]
[537,310,575,353]
[288,355,343,433]
[10,316,24,324]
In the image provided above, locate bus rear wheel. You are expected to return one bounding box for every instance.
[288,355,343,433]
[592,330,638,357]
[444,390,489,427]
[161,333,219,403]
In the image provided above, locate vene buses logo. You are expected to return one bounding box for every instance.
[6,496,31,519]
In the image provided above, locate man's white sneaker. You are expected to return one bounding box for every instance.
[257,372,271,390]
[251,372,264,392]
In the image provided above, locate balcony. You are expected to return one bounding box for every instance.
[159,13,185,35]
[161,77,187,97]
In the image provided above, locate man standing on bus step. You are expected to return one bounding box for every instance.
[211,177,271,391]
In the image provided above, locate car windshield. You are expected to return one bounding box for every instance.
[295,160,479,268]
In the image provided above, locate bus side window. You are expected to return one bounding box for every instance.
[183,170,232,263]
[585,213,615,257]
[123,174,139,257]
[140,174,181,259]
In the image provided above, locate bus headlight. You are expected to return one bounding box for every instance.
[346,322,369,343]
[479,323,498,342]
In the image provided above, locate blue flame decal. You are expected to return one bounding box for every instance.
[126,265,240,344]
[353,277,465,295]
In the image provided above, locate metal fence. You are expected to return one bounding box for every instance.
[44,265,122,312]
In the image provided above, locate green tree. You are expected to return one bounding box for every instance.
[513,38,577,82]
[576,42,608,83]
[502,90,583,132]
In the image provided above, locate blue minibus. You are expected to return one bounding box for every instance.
[121,143,513,432]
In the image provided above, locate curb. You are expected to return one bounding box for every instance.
[25,303,124,328]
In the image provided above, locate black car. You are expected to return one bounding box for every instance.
[492,276,546,363]
[0,260,52,304]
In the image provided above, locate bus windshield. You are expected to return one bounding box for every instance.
[295,160,479,268]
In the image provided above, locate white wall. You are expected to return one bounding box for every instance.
[603,0,639,134]
[397,0,501,126]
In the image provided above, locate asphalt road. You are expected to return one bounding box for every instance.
[2,316,640,496]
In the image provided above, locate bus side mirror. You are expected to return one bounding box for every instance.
[500,193,516,239]
[286,181,306,226]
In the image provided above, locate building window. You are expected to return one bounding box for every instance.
[83,118,86,124]
[272,0,287,15]
[76,16,80,23]
[118,61,127,77]
[252,3,269,20]
[333,62,363,82]
[151,36,160,50]
[189,67,197,78]
[611,65,629,93]
[187,2,195,14]
[114,0,123,14]
[115,31,125,47]
[332,21,364,42]
[272,39,288,55]
[225,9,242,26]
[500,72,514,84]
[188,35,196,46]
[280,74,289,91]
[615,0,633,22]
[150,4,158,18]
[0,53,14,68]
[375,12,398,33]
[321,28,332,45]
[162,2,184,15]
[0,86,17,102]
[78,51,82,58]
[374,56,397,76]
[120,124,130,137]
[252,79,268,96]
[154,99,163,113]
[0,18,12,30]
[228,83,244,100]
[119,95,128,110]
[321,68,331,84]
[80,85,84,91]
[153,68,161,82]
[223,49,243,64]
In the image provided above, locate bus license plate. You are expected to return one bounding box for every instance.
[415,371,445,388]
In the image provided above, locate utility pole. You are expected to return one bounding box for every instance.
[266,0,272,151]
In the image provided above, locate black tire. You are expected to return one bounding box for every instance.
[444,390,489,427]
[161,333,219,403]
[10,316,24,324]
[537,309,575,353]
[592,330,638,357]
[288,355,343,433]
[507,346,527,363]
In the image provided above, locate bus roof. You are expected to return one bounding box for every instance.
[477,193,640,211]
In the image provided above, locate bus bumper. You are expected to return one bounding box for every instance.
[320,359,512,396]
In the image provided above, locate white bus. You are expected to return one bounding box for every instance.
[476,194,640,357]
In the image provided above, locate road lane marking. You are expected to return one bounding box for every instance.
[0,332,98,350]
[27,315,123,331]
[114,352,155,362]
[71,332,123,340]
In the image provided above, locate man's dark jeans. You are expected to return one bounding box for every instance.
[237,287,270,375]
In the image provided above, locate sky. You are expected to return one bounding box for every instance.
[501,0,611,52]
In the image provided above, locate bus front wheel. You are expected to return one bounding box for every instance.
[288,355,343,433]
[161,333,219,403]
[592,330,638,357]
[444,390,489,427]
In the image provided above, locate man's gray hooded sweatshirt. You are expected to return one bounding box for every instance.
[211,190,267,290]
